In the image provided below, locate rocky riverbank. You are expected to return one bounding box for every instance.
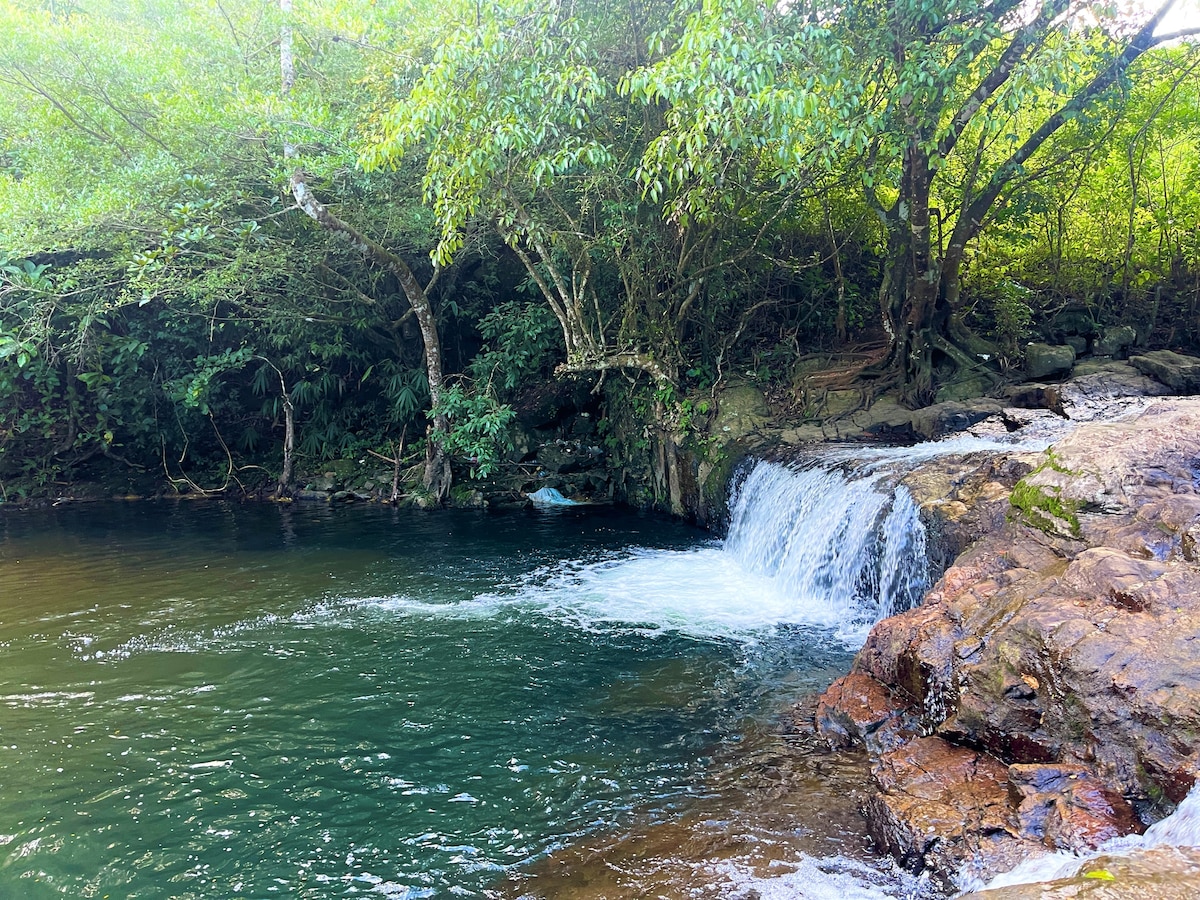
[808,381,1200,888]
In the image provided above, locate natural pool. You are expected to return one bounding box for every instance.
[0,497,936,898]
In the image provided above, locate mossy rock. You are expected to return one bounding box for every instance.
[1010,478,1082,539]
[711,383,769,443]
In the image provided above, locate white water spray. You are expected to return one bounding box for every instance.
[725,458,929,629]
[484,451,946,643]
[968,784,1200,893]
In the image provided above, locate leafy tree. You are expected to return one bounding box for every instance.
[0,0,467,496]
[363,0,832,394]
[628,0,1200,404]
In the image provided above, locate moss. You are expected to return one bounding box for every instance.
[1041,447,1082,477]
[1008,448,1085,538]
[1010,479,1082,538]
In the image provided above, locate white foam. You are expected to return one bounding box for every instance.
[709,854,937,900]
[964,783,1200,892]
[478,546,872,642]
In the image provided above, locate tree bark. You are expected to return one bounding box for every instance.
[290,171,451,501]
[279,0,295,96]
[278,387,295,498]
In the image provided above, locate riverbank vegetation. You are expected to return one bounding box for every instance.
[1,0,1197,506]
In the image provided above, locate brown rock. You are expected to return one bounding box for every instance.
[863,737,1041,877]
[815,673,919,753]
[826,399,1200,884]
[1008,763,1142,853]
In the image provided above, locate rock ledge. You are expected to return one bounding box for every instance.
[813,397,1200,886]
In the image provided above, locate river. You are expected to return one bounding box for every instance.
[0,495,936,899]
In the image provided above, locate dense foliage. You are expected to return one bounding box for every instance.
[0,0,1197,501]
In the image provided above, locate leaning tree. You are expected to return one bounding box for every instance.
[629,0,1200,404]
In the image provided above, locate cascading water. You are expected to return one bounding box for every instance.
[502,441,1039,645]
[966,783,1200,892]
[723,456,929,633]
[488,454,934,645]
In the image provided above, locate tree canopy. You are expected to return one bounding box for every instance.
[1,0,1198,503]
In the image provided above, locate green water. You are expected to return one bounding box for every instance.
[0,501,859,898]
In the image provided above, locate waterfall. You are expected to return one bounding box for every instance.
[503,437,1041,643]
[723,456,930,630]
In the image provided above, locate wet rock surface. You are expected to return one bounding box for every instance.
[814,396,1200,884]
[961,847,1200,899]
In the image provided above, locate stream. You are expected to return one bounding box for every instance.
[7,444,1190,898]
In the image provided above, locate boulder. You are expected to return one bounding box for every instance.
[712,382,769,440]
[910,398,1005,440]
[1094,325,1137,357]
[1025,343,1076,380]
[1045,362,1171,421]
[862,736,1043,880]
[1048,308,1098,342]
[1130,349,1200,393]
[813,399,1200,883]
[1008,763,1142,853]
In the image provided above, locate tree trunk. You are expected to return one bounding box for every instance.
[279,0,295,95]
[290,171,451,502]
[277,389,295,499]
[257,357,296,498]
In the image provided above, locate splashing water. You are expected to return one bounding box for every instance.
[967,784,1200,892]
[484,440,1038,646]
[723,457,929,637]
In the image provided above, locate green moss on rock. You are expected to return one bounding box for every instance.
[1010,479,1082,538]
